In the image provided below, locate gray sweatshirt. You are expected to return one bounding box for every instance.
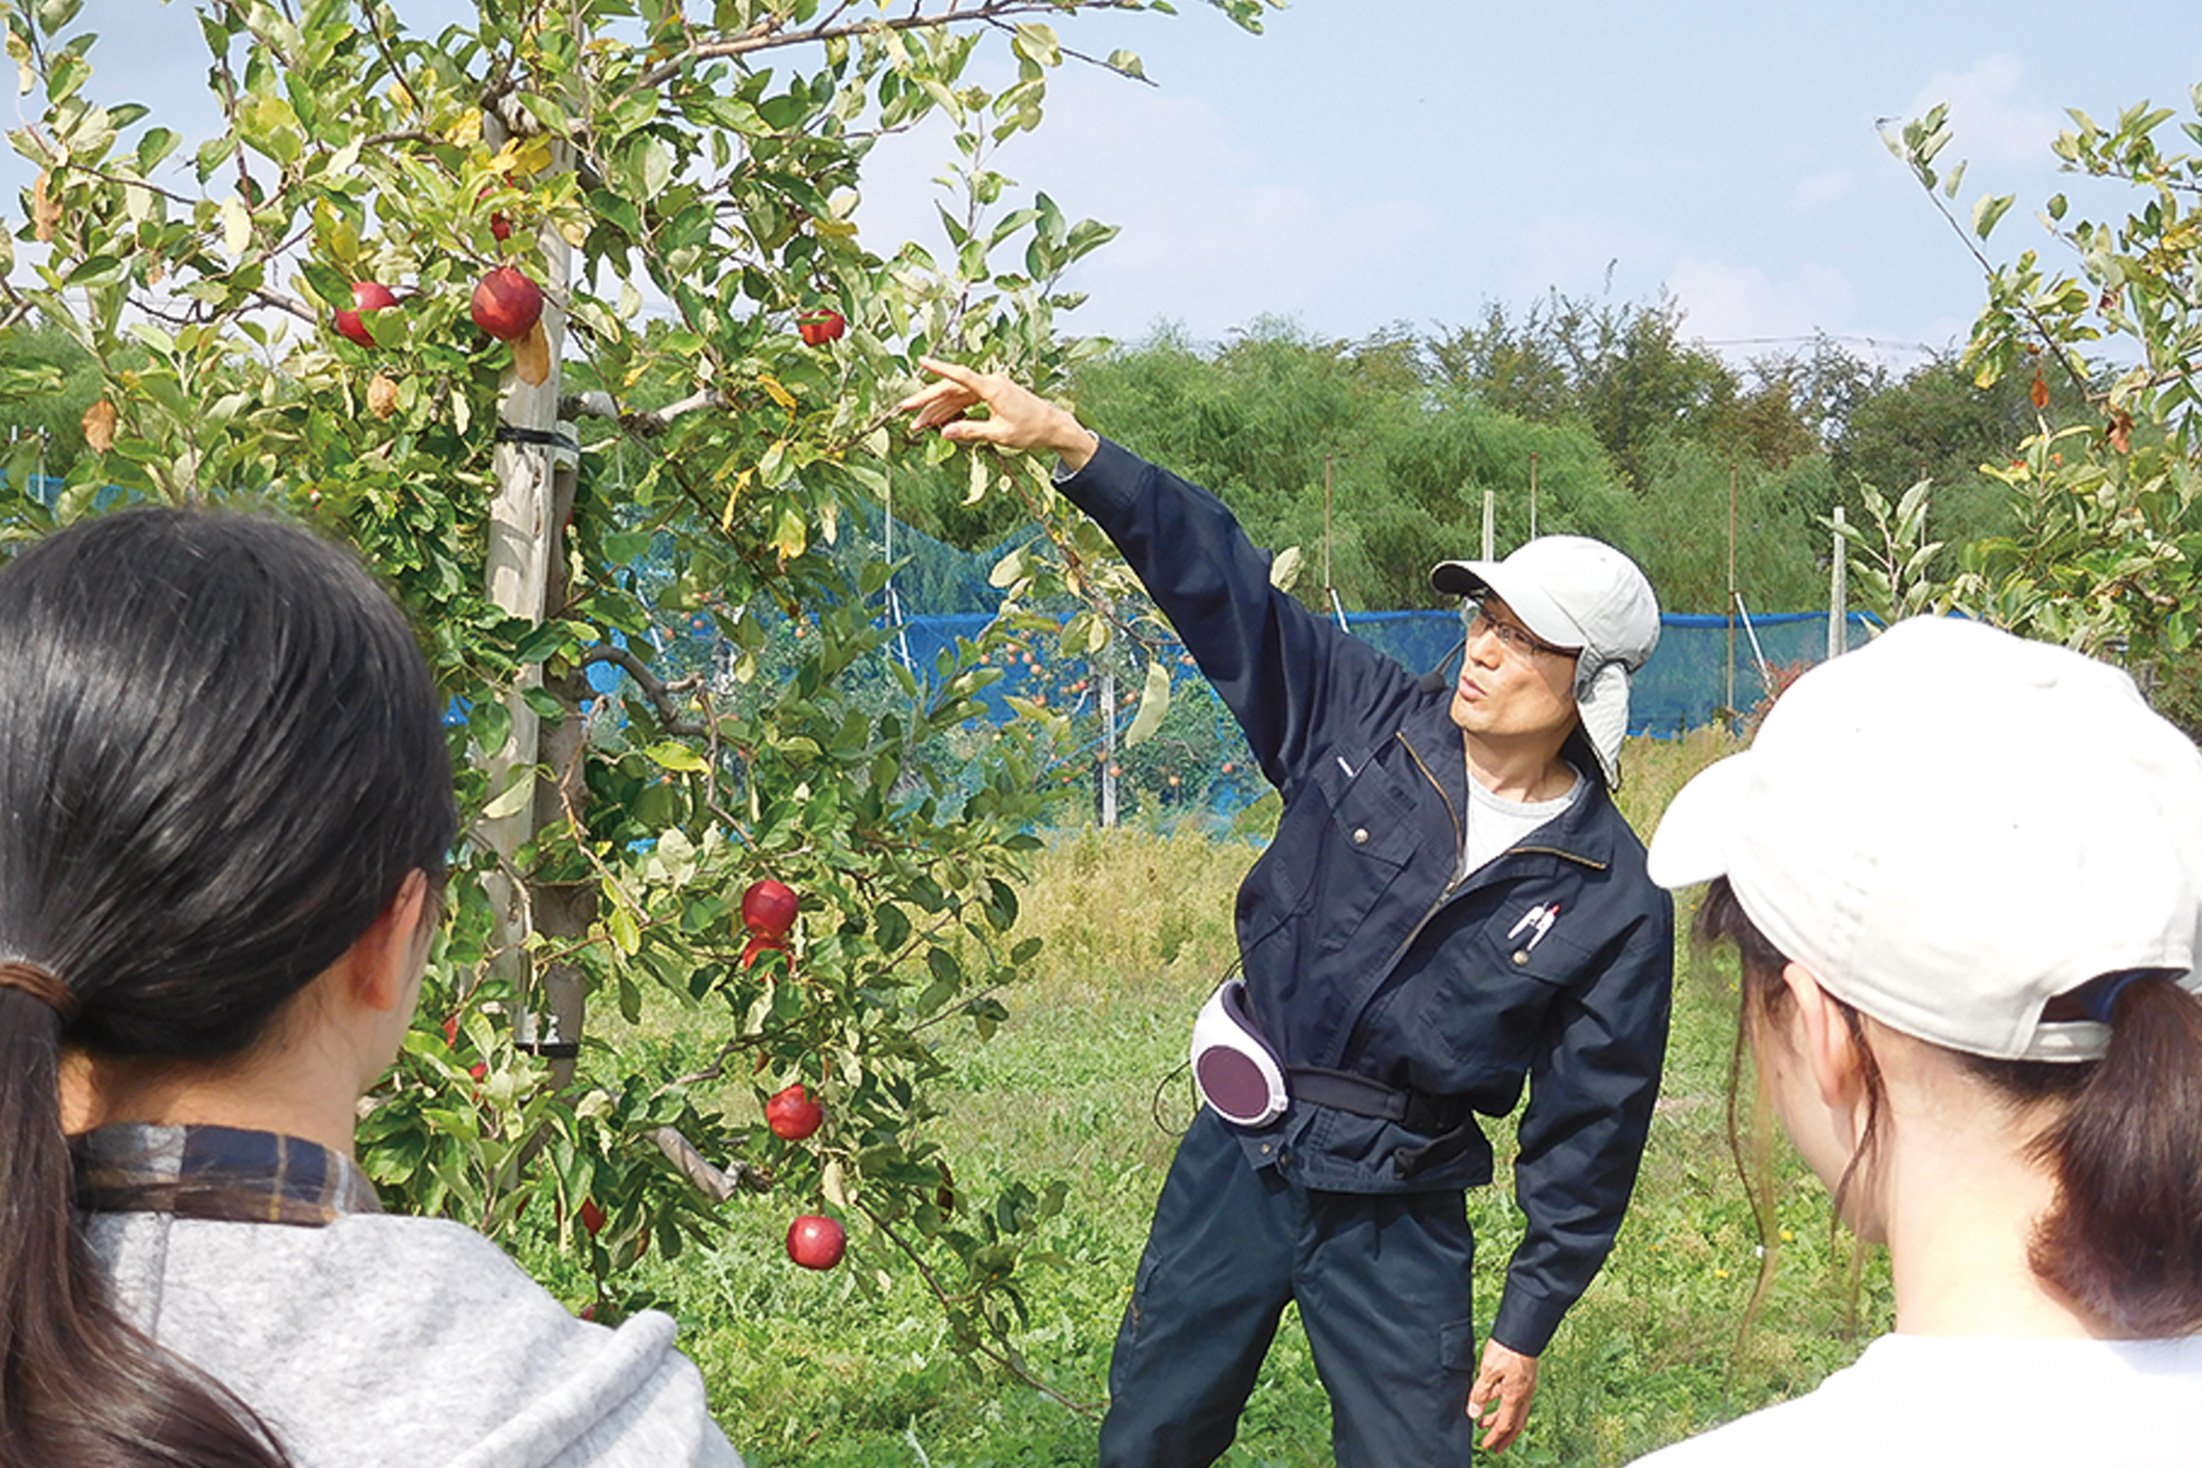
[91,1209,744,1467]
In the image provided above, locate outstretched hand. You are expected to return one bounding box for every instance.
[896,357,1097,472]
[1466,1339,1539,1453]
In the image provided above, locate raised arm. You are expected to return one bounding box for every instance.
[899,360,1417,794]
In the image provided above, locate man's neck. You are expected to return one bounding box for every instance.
[1463,730,1576,804]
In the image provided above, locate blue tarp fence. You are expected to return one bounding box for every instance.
[871,606,1876,739]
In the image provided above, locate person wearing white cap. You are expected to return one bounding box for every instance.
[901,360,1675,1467]
[1639,615,2202,1465]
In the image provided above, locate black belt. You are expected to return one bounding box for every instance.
[1287,1066,1471,1135]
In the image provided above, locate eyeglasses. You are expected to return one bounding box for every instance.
[1462,599,1579,660]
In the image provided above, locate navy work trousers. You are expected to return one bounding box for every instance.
[1098,1109,1481,1468]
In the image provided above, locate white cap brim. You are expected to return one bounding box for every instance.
[1646,752,1754,890]
[1430,559,1588,651]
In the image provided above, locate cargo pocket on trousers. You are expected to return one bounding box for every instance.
[1439,1317,1479,1379]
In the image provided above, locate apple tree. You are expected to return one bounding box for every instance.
[1887,94,2202,716]
[0,0,1269,1393]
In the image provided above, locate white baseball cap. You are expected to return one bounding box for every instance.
[1432,536,1661,785]
[1647,616,2202,1062]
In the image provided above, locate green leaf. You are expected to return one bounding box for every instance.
[1123,658,1172,747]
[645,741,708,773]
[481,771,534,821]
[1972,192,2014,240]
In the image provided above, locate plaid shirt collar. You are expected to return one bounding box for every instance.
[72,1123,382,1227]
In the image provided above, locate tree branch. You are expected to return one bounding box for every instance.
[577,645,709,737]
[650,1126,771,1200]
[562,387,725,437]
[635,0,1148,91]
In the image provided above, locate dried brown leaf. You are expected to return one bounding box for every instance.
[367,372,400,421]
[32,169,60,243]
[81,399,116,454]
[512,320,551,387]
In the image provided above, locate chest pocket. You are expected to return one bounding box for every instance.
[1303,750,1421,954]
[1422,893,1598,1067]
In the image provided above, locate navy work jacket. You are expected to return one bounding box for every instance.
[1059,439,1675,1356]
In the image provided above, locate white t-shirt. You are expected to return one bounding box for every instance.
[1461,764,1581,877]
[1632,1332,2202,1466]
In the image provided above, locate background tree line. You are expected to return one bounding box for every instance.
[880,292,2059,616]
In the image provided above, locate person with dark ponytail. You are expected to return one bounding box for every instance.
[0,509,740,1467]
[1636,616,2202,1464]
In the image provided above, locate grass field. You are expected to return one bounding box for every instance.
[520,731,1894,1466]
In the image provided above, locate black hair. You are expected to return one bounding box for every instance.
[0,508,455,1465]
[1697,875,2202,1339]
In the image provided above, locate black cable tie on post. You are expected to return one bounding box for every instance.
[494,424,579,452]
[514,1039,581,1060]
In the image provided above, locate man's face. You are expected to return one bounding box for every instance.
[1449,595,1581,745]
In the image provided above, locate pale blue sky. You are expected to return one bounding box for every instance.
[15,2,2202,368]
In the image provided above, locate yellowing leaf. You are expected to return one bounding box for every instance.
[606,903,640,956]
[1269,544,1304,592]
[514,136,555,178]
[822,1158,849,1209]
[717,466,753,532]
[813,217,858,238]
[1124,658,1172,746]
[758,374,796,411]
[81,398,116,454]
[448,108,483,147]
[771,505,808,563]
[482,770,534,821]
[220,194,252,256]
[367,372,399,421]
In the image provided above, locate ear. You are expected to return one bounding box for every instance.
[1781,960,1863,1112]
[340,870,432,1015]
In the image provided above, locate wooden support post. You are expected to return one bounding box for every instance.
[479,132,575,1061]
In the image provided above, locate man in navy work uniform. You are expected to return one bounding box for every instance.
[901,360,1674,1467]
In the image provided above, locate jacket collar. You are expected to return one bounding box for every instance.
[1401,692,1619,870]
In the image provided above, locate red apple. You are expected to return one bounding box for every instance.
[441,1012,486,1081]
[796,308,845,346]
[786,1214,845,1270]
[741,932,789,971]
[765,1083,823,1141]
[741,878,799,938]
[471,265,544,342]
[334,280,398,347]
[578,1198,607,1236]
[475,183,515,241]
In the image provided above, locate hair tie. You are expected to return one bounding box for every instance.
[2078,970,2154,1027]
[0,961,77,1020]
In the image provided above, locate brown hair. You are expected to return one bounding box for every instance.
[1697,876,2202,1338]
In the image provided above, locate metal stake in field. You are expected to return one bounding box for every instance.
[1828,507,1848,660]
[1726,464,1738,732]
[1323,455,1349,631]
[1101,668,1120,828]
